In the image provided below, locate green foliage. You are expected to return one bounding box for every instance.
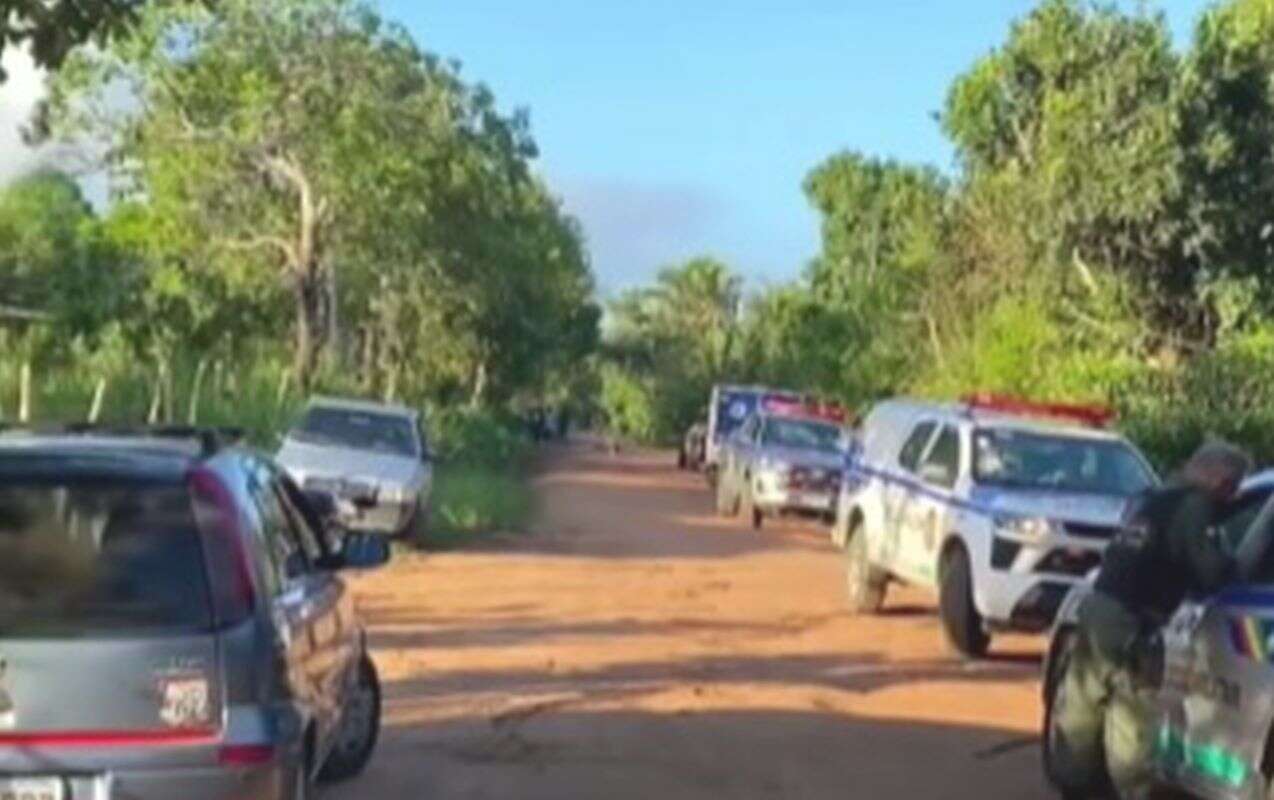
[423,467,533,547]
[429,408,531,470]
[39,0,597,400]
[598,363,658,442]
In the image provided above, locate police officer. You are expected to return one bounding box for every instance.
[1049,441,1268,799]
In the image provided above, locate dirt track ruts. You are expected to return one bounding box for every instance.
[327,441,1051,799]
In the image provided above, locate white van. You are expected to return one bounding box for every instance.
[833,396,1157,657]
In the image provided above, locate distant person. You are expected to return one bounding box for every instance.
[1051,441,1273,797]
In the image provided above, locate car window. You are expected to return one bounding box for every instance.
[761,417,843,453]
[898,421,937,473]
[972,428,1154,496]
[1224,486,1274,559]
[0,470,212,637]
[290,405,418,458]
[245,460,309,588]
[920,426,961,488]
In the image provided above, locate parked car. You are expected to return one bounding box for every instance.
[704,385,803,485]
[1043,470,1274,800]
[715,398,850,529]
[0,425,390,800]
[276,397,433,537]
[679,421,707,471]
[833,394,1157,657]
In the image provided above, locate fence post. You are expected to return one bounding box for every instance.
[88,377,107,423]
[18,362,31,423]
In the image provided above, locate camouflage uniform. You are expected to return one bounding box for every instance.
[1051,484,1234,798]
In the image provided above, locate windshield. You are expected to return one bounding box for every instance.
[973,428,1153,496]
[0,477,212,637]
[762,418,843,453]
[290,406,418,458]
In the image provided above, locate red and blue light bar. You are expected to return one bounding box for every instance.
[962,393,1116,428]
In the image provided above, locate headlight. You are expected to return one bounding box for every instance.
[994,515,1057,544]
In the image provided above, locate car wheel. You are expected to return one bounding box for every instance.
[844,519,886,614]
[318,654,382,784]
[1041,631,1099,799]
[938,546,990,658]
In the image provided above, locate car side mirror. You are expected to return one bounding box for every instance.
[337,532,391,570]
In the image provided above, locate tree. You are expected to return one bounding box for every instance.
[44,0,557,389]
[1179,0,1274,295]
[0,1,207,81]
[943,0,1183,295]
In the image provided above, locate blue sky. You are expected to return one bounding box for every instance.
[395,2,1204,295]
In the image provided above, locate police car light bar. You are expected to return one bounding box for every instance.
[962,393,1116,428]
[763,395,849,424]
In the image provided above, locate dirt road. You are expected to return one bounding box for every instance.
[329,442,1050,799]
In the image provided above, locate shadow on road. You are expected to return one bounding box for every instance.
[380,650,1039,709]
[323,706,1049,799]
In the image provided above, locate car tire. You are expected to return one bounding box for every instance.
[318,654,382,784]
[939,546,990,658]
[844,519,886,614]
[1042,632,1085,799]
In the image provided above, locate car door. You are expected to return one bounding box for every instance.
[244,458,352,754]
[1160,485,1274,794]
[884,420,937,579]
[908,424,963,583]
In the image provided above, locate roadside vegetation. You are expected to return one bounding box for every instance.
[601,0,1274,471]
[0,0,596,543]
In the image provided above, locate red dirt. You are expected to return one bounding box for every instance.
[327,442,1051,799]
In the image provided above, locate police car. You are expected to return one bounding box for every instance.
[1044,471,1274,800]
[714,397,850,529]
[833,395,1157,657]
[704,384,803,485]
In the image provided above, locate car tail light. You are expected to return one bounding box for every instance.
[188,467,256,626]
[0,729,219,748]
[218,743,277,766]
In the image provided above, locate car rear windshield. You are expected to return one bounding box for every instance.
[762,418,843,453]
[0,476,213,637]
[973,428,1154,496]
[289,406,417,458]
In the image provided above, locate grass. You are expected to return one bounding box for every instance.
[411,465,535,550]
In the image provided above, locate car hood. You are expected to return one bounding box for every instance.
[277,438,422,486]
[758,445,845,472]
[969,485,1131,527]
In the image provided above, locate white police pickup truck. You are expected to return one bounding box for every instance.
[833,395,1157,657]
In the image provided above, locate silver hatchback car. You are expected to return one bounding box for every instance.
[0,427,388,800]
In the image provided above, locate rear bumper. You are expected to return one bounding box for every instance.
[1,764,287,800]
[346,499,416,534]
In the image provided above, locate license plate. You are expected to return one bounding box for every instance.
[0,777,65,800]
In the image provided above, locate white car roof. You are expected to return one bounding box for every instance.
[305,395,418,419]
[867,398,1126,441]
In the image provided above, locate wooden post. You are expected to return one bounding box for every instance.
[18,362,31,423]
[88,377,107,423]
